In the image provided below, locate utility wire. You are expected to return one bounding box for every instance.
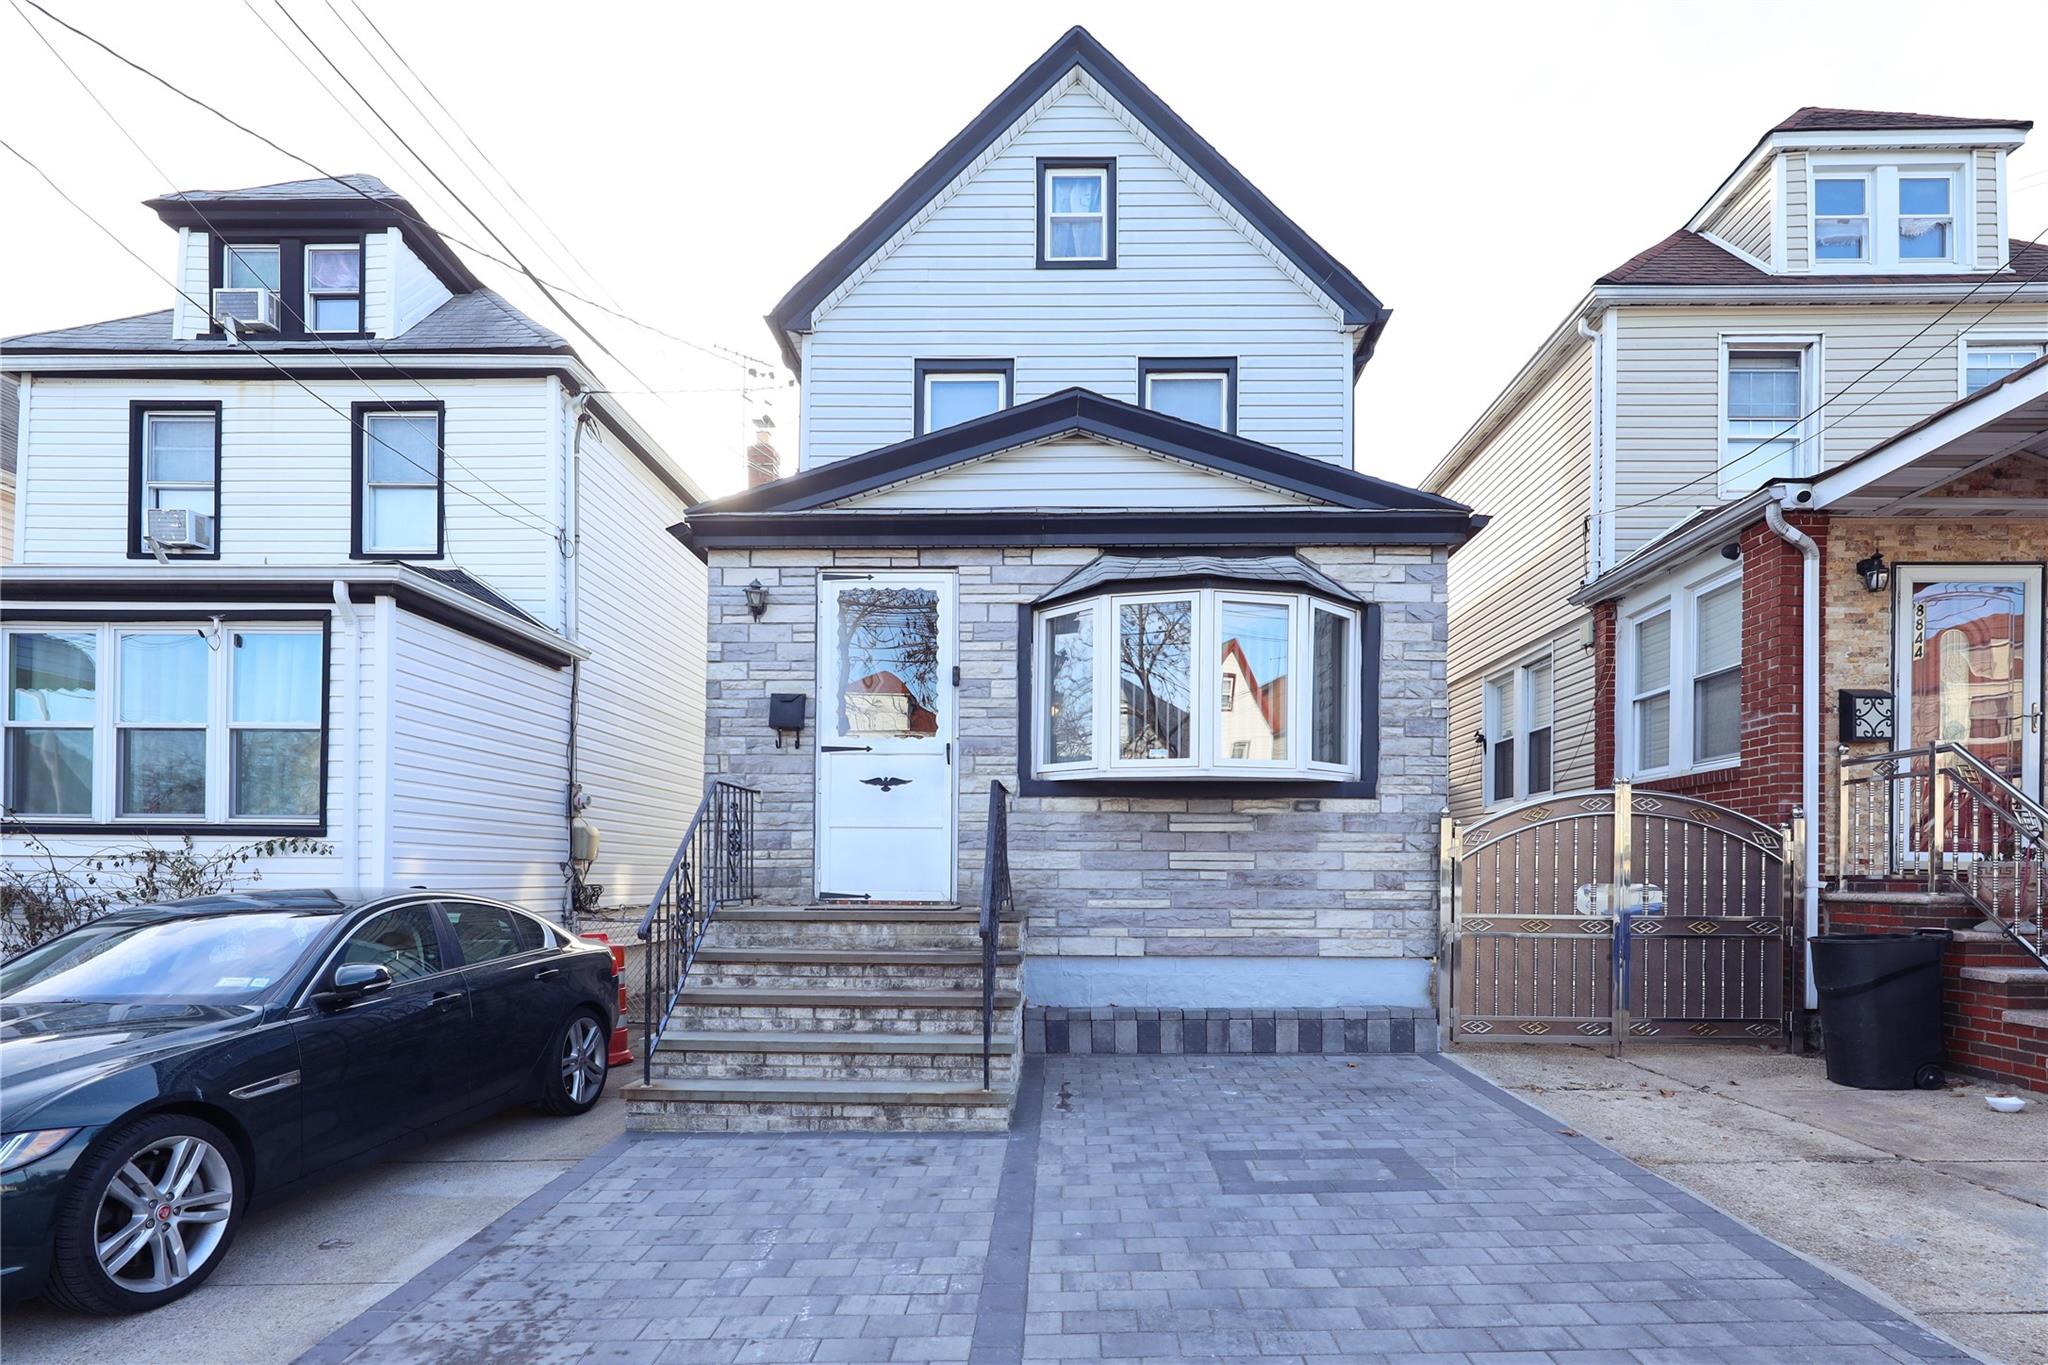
[10,0,556,534]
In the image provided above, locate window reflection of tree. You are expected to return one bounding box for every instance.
[1119,602,1191,759]
[836,588,940,735]
[1047,611,1093,764]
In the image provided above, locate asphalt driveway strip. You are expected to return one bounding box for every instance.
[280,1054,1976,1365]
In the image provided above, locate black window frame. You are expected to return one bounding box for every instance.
[1035,157,1117,270]
[301,241,368,336]
[1137,357,1238,434]
[350,399,447,562]
[912,358,1015,437]
[127,400,223,562]
[206,229,370,341]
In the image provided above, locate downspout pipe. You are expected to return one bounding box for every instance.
[330,580,362,896]
[1763,497,1821,1010]
[561,393,590,928]
[1576,316,1604,576]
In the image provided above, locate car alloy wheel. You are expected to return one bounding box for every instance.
[561,1015,606,1105]
[93,1136,234,1293]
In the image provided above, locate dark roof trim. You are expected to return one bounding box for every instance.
[670,509,1480,561]
[689,387,1469,518]
[0,574,574,668]
[146,187,484,296]
[1034,551,1362,607]
[763,25,1388,374]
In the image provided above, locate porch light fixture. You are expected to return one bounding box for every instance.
[744,579,769,619]
[1854,551,1891,594]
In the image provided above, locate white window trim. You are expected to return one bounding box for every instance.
[1718,334,1823,496]
[1143,370,1230,430]
[1805,154,1974,273]
[1030,587,1361,782]
[361,410,442,556]
[3,622,324,827]
[304,243,363,333]
[1957,333,2048,398]
[1617,563,1743,781]
[1482,653,1555,808]
[921,371,1009,433]
[1042,165,1109,263]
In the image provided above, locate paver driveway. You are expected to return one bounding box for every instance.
[301,1055,1967,1363]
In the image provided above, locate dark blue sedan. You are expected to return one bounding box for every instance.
[0,888,618,1314]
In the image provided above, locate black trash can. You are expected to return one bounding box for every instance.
[1809,929,1952,1089]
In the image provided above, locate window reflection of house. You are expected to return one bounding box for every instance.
[843,670,939,737]
[1913,583,2024,777]
[1220,638,1287,761]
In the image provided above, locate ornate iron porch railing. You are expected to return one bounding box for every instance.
[634,779,759,1083]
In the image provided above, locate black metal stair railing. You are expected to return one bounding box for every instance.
[978,780,1013,1090]
[635,779,759,1084]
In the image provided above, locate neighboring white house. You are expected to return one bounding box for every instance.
[1,175,707,916]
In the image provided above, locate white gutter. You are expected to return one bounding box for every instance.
[1592,280,2048,308]
[563,393,589,641]
[1764,496,1822,1011]
[330,581,362,895]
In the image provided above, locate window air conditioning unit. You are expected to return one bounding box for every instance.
[146,507,215,553]
[211,286,279,334]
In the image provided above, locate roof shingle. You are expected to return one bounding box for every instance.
[1598,231,2048,288]
[148,174,398,205]
[1771,107,2033,134]
[2,290,566,355]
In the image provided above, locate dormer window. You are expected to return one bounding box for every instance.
[1813,177,1869,261]
[1897,177,1953,260]
[306,245,363,332]
[1037,158,1115,268]
[1809,160,1965,270]
[224,244,281,292]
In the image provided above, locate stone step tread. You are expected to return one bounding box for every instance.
[673,986,1022,1008]
[657,1029,1018,1055]
[696,947,1021,966]
[2002,1008,2048,1030]
[720,906,976,924]
[623,1078,1011,1106]
[1959,965,2048,985]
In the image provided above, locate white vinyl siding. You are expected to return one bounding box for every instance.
[801,77,1354,467]
[831,436,1320,511]
[172,229,212,339]
[15,377,559,620]
[388,229,453,336]
[1704,162,1775,267]
[362,232,394,337]
[1974,149,2002,269]
[1782,153,1810,272]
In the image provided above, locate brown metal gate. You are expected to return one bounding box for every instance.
[1436,785,1804,1049]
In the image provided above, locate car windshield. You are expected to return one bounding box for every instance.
[0,912,332,1004]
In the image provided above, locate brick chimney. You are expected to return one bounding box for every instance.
[746,415,780,488]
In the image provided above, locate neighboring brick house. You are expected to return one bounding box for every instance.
[628,28,1481,1131]
[1430,107,2046,1088]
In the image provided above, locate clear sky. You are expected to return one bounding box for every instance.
[4,1,2045,498]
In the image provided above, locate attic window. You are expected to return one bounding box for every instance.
[1809,161,1965,270]
[305,245,363,332]
[224,244,281,292]
[1038,159,1115,268]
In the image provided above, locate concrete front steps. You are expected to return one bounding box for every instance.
[624,902,1024,1132]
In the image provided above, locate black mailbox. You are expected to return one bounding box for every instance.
[768,693,807,748]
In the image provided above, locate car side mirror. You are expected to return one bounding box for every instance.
[314,962,393,1008]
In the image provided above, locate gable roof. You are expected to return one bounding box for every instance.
[675,387,1476,558]
[1771,107,2033,134]
[1598,231,2048,288]
[763,26,1388,376]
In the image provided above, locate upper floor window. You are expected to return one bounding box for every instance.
[1139,359,1236,432]
[1622,568,1742,779]
[1721,340,1816,494]
[1483,657,1553,807]
[352,403,444,559]
[306,245,363,332]
[1037,159,1115,268]
[224,244,281,292]
[914,360,1012,435]
[130,403,220,559]
[1810,162,1965,269]
[1964,340,2045,396]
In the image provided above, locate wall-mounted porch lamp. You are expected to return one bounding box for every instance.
[744,579,769,619]
[1854,551,1891,594]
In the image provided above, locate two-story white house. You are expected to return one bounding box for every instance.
[1426,109,2048,1090]
[626,28,1480,1132]
[2,175,707,917]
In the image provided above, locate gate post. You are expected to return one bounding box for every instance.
[1926,744,1945,893]
[1436,807,1458,1053]
[1610,781,1633,1057]
[1785,806,1806,1055]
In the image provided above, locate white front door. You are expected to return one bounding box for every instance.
[1894,563,2044,800]
[816,571,957,901]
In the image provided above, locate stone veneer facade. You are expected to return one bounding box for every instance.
[703,544,1451,1008]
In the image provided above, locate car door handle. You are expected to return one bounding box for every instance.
[532,968,560,981]
[432,989,465,1004]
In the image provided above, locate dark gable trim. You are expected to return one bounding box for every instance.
[127,400,223,562]
[913,358,1016,436]
[764,26,1389,372]
[0,612,332,838]
[691,389,1473,518]
[1035,158,1116,270]
[1011,602,1380,799]
[151,194,483,296]
[2,577,573,670]
[1137,357,1238,435]
[674,509,1478,561]
[350,400,447,562]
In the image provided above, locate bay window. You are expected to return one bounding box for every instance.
[1032,585,1363,782]
[2,624,325,828]
[1621,566,1742,778]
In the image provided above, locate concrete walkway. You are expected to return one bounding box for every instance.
[1454,1045,2046,1365]
[297,1054,1976,1364]
[3,1094,627,1365]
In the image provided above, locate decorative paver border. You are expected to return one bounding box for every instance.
[1204,1143,1443,1195]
